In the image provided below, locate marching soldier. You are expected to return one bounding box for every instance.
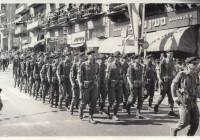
[143,54,158,110]
[19,54,27,92]
[105,51,123,121]
[170,57,199,136]
[154,52,178,117]
[69,52,85,115]
[33,52,44,99]
[48,54,60,108]
[29,53,37,96]
[78,50,99,124]
[97,54,107,113]
[40,53,50,103]
[120,54,129,110]
[126,55,144,119]
[57,54,72,110]
[13,52,21,88]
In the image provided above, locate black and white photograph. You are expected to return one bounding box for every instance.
[0,0,200,137]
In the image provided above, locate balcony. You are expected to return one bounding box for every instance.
[27,18,44,31]
[15,4,29,15]
[0,24,7,31]
[0,9,6,17]
[52,4,104,27]
[21,36,31,45]
[14,16,22,23]
[27,3,40,7]
[15,25,27,35]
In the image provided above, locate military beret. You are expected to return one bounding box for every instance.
[44,52,50,56]
[122,54,128,59]
[54,54,60,59]
[185,57,197,64]
[98,54,105,59]
[66,52,72,56]
[146,54,153,59]
[113,51,121,57]
[79,52,85,57]
[73,52,78,56]
[87,50,95,55]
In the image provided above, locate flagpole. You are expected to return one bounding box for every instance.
[139,3,145,58]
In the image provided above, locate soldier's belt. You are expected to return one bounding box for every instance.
[61,75,67,81]
[83,81,93,88]
[163,76,172,82]
[34,74,40,80]
[52,77,57,83]
[132,80,142,87]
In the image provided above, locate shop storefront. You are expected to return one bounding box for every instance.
[67,31,86,52]
[108,7,200,56]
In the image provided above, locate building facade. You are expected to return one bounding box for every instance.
[0,4,16,51]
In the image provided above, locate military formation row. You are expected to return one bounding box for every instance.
[12,50,199,136]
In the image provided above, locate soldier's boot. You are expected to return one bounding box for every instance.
[89,115,96,124]
[42,91,46,103]
[112,115,120,121]
[154,104,159,113]
[79,107,84,120]
[126,104,131,115]
[148,98,154,111]
[76,99,80,109]
[135,110,144,119]
[106,106,111,118]
[170,127,177,136]
[65,99,70,111]
[69,104,74,115]
[58,99,63,109]
[19,84,22,92]
[168,110,179,118]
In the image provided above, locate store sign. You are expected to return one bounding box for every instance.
[13,38,20,46]
[110,9,199,36]
[70,31,86,44]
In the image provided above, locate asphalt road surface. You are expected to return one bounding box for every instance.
[0,70,200,136]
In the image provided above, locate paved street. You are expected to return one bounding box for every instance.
[0,70,200,136]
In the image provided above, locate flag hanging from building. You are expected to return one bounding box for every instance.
[127,3,142,54]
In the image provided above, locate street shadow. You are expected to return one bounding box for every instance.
[96,119,162,125]
[96,116,177,126]
[0,110,57,122]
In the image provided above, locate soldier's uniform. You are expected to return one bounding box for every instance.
[97,54,107,112]
[154,54,177,116]
[33,54,44,99]
[170,57,199,136]
[126,56,143,118]
[69,52,84,114]
[121,54,129,110]
[78,51,99,123]
[19,56,27,92]
[106,51,123,121]
[143,55,158,108]
[48,55,59,107]
[57,55,72,109]
[29,54,36,96]
[40,57,50,103]
[13,54,21,88]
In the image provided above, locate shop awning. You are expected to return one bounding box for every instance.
[22,44,31,49]
[146,26,197,54]
[87,38,104,48]
[22,39,45,49]
[70,43,85,48]
[98,36,138,54]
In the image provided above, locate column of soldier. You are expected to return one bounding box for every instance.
[12,49,200,136]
